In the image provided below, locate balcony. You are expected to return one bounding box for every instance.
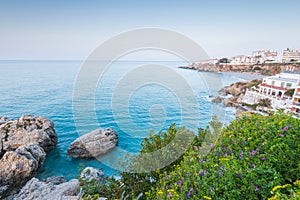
[293,101,300,108]
[294,92,300,98]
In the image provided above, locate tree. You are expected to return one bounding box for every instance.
[219,58,230,64]
[271,66,281,75]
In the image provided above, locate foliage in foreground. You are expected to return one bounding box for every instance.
[79,114,300,199]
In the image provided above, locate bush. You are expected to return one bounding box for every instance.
[146,114,300,199]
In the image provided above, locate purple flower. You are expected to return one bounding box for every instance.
[255,187,260,191]
[238,173,242,178]
[282,126,289,131]
[250,150,257,156]
[199,158,204,163]
[219,165,225,170]
[186,192,191,198]
[177,180,182,186]
[262,127,265,131]
[167,192,172,198]
[289,124,293,127]
[261,156,265,161]
[279,134,284,137]
[239,151,244,157]
[203,169,207,174]
[199,173,204,177]
[228,150,232,155]
[218,172,223,176]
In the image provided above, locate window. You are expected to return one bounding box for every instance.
[286,83,292,87]
[271,81,275,86]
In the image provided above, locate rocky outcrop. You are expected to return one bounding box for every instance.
[0,115,57,153]
[0,117,8,126]
[15,167,104,200]
[0,115,57,198]
[212,96,223,103]
[15,177,80,200]
[68,128,118,159]
[0,145,46,197]
[80,167,104,183]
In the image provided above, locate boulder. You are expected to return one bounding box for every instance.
[212,96,223,103]
[0,117,8,126]
[0,145,46,197]
[0,115,57,153]
[15,177,80,200]
[68,128,118,159]
[80,167,104,183]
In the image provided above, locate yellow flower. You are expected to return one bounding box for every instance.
[214,164,218,167]
[272,185,282,192]
[294,180,300,186]
[157,190,163,195]
[219,158,230,161]
[268,194,278,200]
[248,137,252,140]
[203,196,212,200]
[144,192,149,195]
[281,184,291,188]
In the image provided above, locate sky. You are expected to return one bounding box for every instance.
[0,0,300,60]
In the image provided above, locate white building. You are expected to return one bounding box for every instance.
[282,48,300,63]
[258,72,300,98]
[291,79,300,117]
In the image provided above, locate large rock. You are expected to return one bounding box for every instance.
[0,115,57,198]
[212,96,223,103]
[0,115,57,153]
[15,177,80,200]
[68,128,118,159]
[80,167,104,183]
[0,117,8,126]
[0,145,46,197]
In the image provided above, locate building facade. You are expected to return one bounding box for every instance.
[258,72,300,98]
[291,80,300,117]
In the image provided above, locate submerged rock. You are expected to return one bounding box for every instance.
[68,128,118,159]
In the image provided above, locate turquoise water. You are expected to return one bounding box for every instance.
[0,60,242,180]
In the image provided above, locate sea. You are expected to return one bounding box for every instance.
[0,60,261,180]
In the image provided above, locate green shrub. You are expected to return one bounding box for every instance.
[146,114,300,199]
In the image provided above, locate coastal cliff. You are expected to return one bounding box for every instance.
[180,62,300,75]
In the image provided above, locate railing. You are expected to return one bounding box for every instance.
[293,102,300,106]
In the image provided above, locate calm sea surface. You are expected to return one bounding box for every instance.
[0,60,248,179]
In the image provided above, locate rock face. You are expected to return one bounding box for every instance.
[15,167,103,200]
[68,128,118,159]
[0,117,8,126]
[80,167,104,183]
[15,177,80,200]
[0,115,57,198]
[212,96,223,103]
[0,115,57,153]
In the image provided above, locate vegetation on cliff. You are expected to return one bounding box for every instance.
[79,114,300,200]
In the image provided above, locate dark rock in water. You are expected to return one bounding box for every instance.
[15,177,80,200]
[0,115,57,153]
[67,128,118,159]
[212,96,223,103]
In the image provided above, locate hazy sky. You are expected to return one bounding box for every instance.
[0,0,300,60]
